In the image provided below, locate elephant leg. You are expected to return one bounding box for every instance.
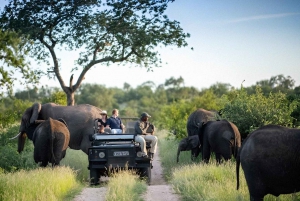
[215,153,222,164]
[202,145,210,163]
[41,161,48,167]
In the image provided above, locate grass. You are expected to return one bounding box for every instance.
[0,166,81,201]
[105,170,147,201]
[158,130,300,201]
[60,148,89,183]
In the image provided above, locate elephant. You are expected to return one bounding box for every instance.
[236,125,300,201]
[14,102,102,154]
[186,108,221,137]
[32,118,70,167]
[176,135,200,162]
[177,120,241,163]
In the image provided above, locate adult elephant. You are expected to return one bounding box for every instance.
[14,102,102,154]
[236,125,300,201]
[177,120,241,163]
[187,108,221,137]
[33,118,70,167]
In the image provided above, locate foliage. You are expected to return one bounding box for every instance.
[106,170,147,201]
[0,98,33,129]
[41,90,67,106]
[0,166,81,201]
[0,125,37,172]
[221,86,297,139]
[0,30,39,97]
[0,0,190,105]
[156,90,223,140]
[245,74,295,96]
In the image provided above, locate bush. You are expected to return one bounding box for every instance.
[221,86,297,139]
[0,125,37,172]
[156,90,222,140]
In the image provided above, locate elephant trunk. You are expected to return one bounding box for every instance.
[18,132,27,153]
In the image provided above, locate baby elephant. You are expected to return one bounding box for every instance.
[33,118,70,167]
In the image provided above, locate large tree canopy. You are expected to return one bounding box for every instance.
[0,0,190,105]
[0,30,38,97]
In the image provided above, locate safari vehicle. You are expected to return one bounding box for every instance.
[88,118,152,185]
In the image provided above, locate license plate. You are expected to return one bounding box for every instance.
[113,151,129,156]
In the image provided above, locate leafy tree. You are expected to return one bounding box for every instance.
[245,74,295,95]
[76,83,117,110]
[0,30,38,96]
[207,82,232,97]
[1,0,190,105]
[221,86,297,139]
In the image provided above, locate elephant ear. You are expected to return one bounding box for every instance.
[58,118,68,128]
[30,103,42,124]
[187,135,200,150]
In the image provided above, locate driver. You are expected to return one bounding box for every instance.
[134,112,158,160]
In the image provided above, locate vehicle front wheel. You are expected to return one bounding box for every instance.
[139,167,151,184]
[90,168,100,185]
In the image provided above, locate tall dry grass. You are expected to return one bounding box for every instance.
[105,170,147,201]
[0,166,81,201]
[60,148,89,183]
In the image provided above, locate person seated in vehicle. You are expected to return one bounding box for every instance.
[106,109,125,134]
[97,110,108,134]
[134,112,158,159]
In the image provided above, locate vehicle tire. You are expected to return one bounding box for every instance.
[90,168,100,185]
[139,167,151,184]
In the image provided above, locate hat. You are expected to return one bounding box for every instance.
[141,112,151,118]
[100,110,107,115]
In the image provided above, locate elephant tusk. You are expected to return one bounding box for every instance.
[9,132,21,140]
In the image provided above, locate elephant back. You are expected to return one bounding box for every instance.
[187,108,221,136]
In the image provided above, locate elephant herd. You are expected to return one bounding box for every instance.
[12,103,300,200]
[177,108,300,201]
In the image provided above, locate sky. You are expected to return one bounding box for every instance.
[1,0,300,92]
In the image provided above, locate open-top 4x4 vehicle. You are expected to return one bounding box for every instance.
[88,118,152,185]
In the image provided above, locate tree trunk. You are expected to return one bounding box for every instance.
[66,90,75,106]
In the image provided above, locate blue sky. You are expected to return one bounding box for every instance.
[1,0,300,91]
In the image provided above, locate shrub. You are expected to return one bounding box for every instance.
[221,86,297,139]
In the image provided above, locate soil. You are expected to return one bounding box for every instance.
[73,145,181,201]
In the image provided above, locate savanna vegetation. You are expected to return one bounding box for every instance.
[1,74,300,200]
[1,0,299,200]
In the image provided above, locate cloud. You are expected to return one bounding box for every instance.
[224,13,300,24]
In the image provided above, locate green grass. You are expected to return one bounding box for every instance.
[158,130,300,201]
[105,170,147,201]
[0,166,81,201]
[60,148,89,183]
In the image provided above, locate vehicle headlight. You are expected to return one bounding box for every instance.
[99,152,105,158]
[137,151,143,157]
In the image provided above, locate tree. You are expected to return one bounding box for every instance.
[0,0,190,105]
[0,30,38,97]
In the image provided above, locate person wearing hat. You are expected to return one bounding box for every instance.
[98,110,108,134]
[134,112,158,159]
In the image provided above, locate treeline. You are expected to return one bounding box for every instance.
[1,75,300,139]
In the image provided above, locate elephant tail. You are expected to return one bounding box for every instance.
[177,145,181,163]
[236,148,241,190]
[49,118,57,166]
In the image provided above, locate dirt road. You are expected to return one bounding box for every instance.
[73,145,180,201]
